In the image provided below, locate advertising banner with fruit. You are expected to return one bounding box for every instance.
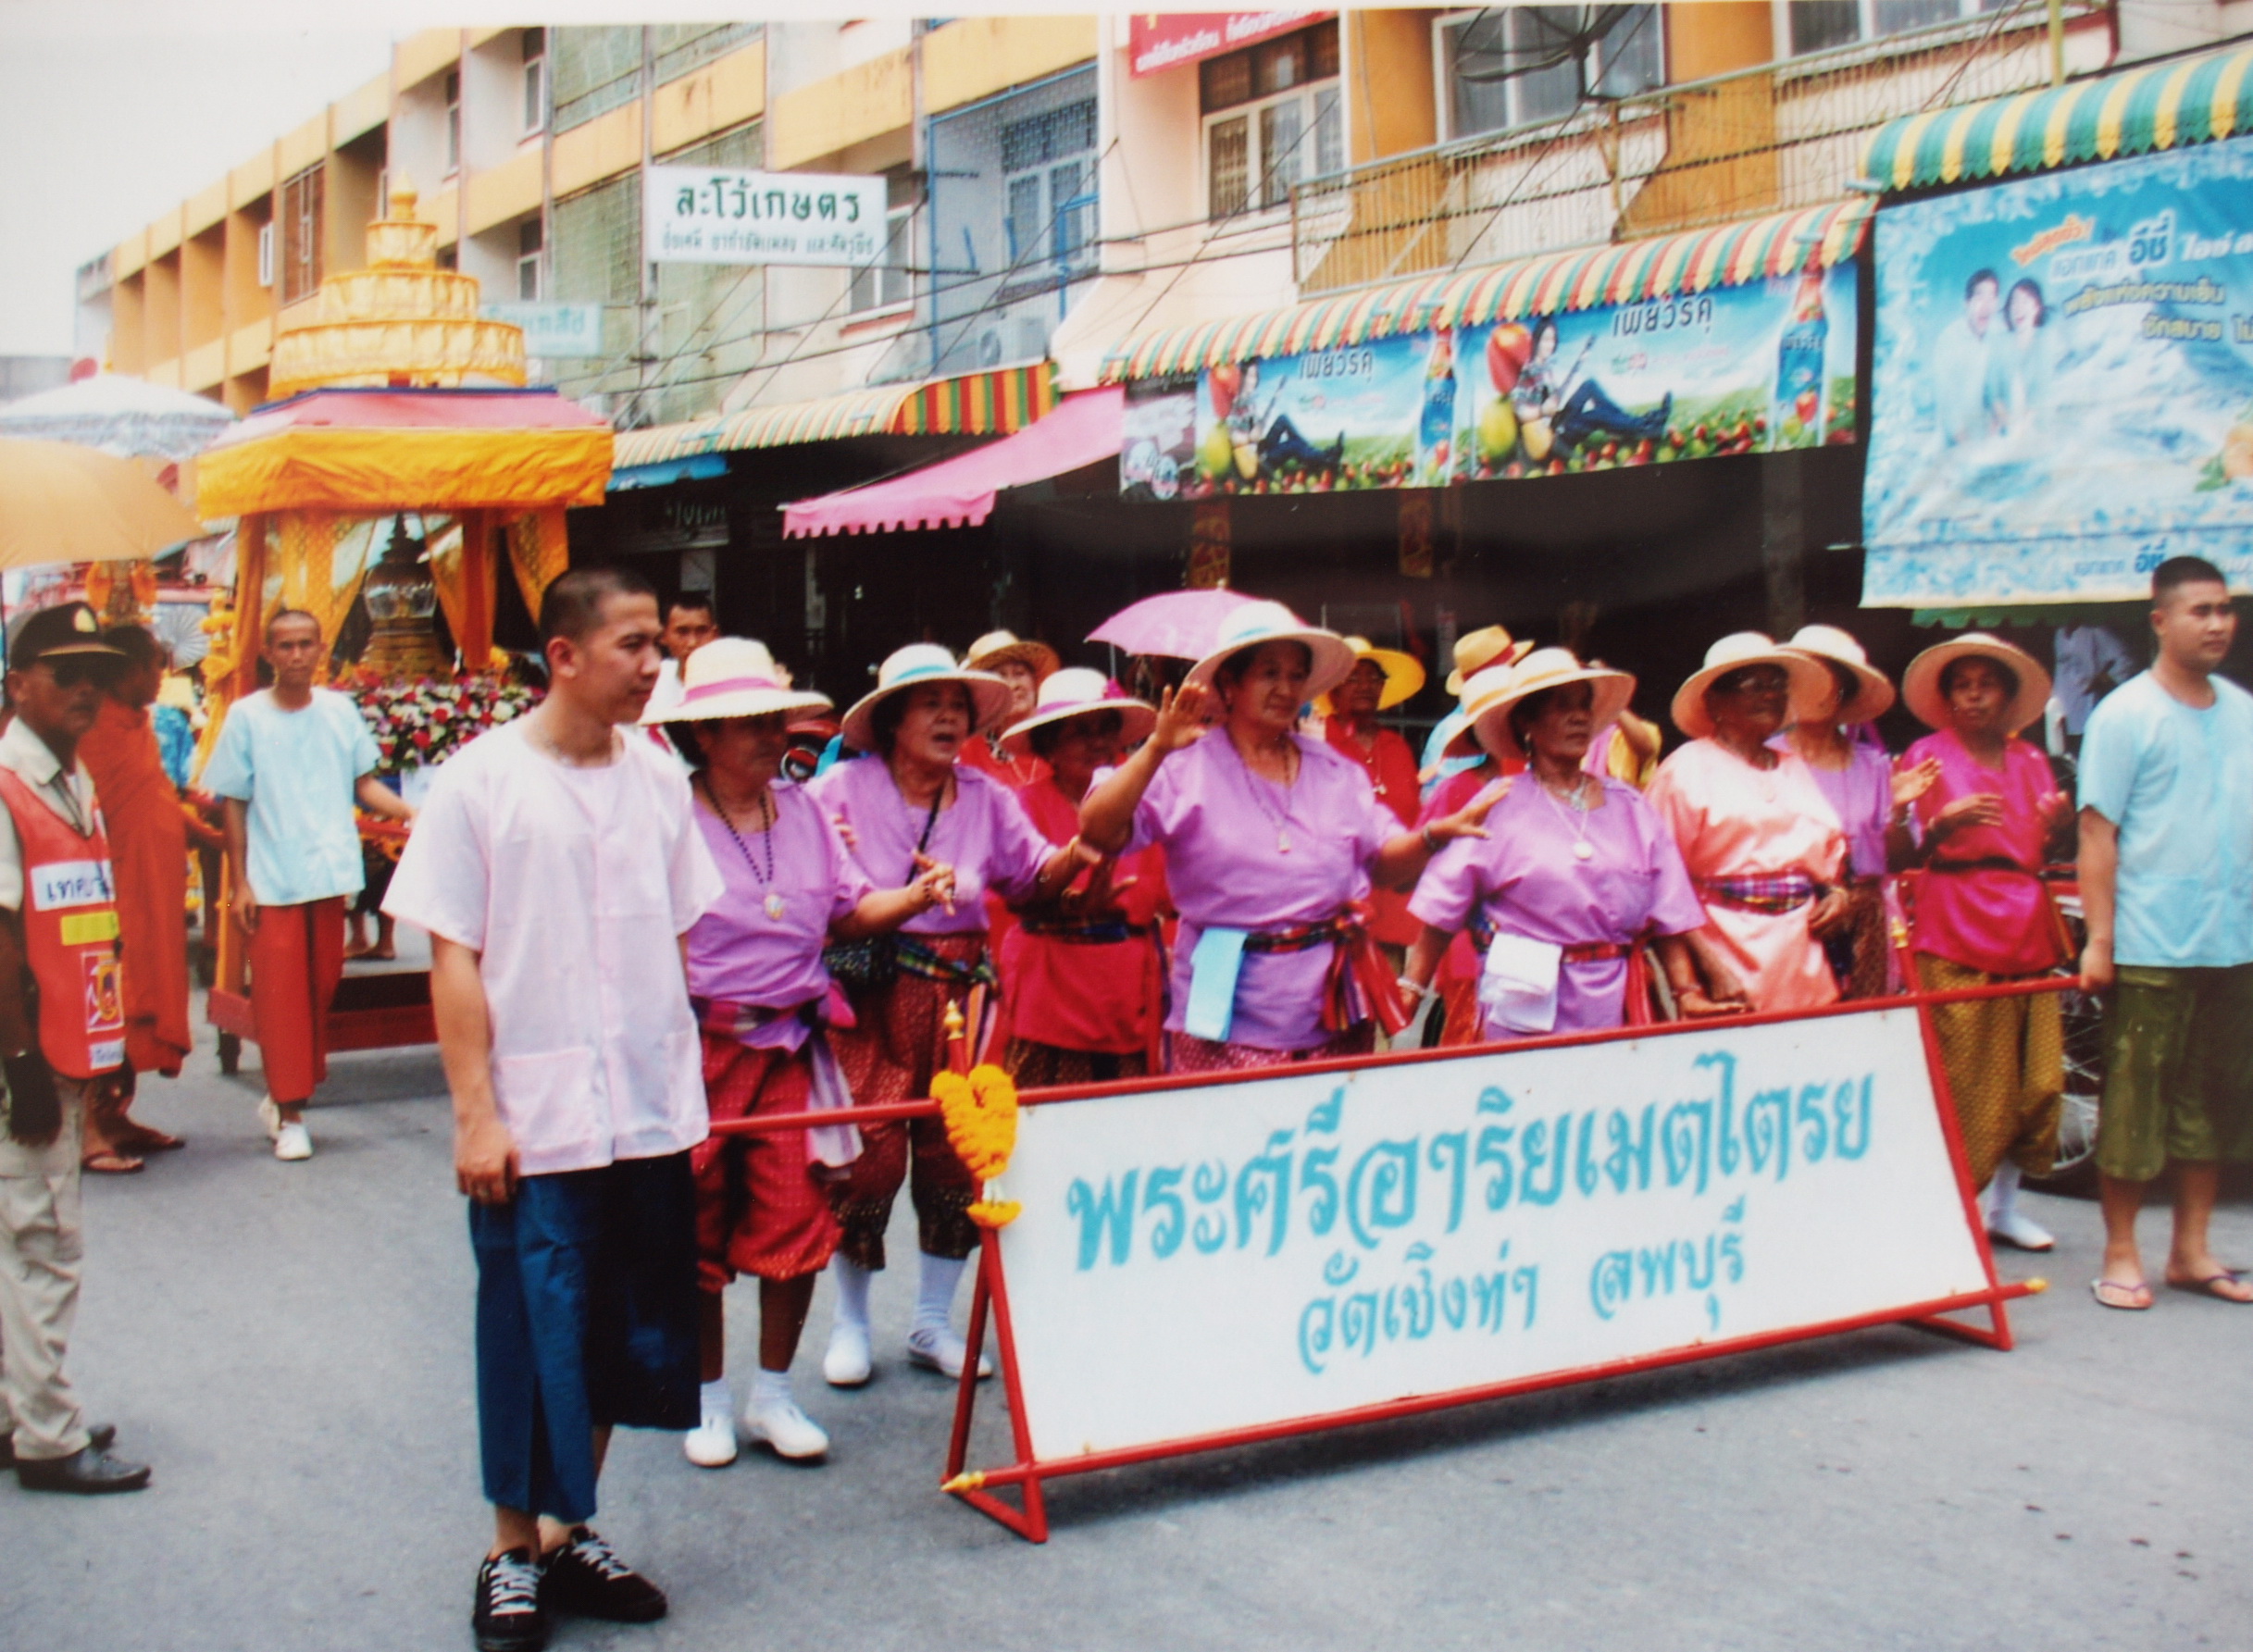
[1118,265,1858,502]
[1864,137,2253,607]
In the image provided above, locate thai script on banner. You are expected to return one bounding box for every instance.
[1864,133,2253,606]
[644,167,889,267]
[1128,12,1330,77]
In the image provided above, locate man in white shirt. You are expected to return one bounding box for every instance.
[641,594,718,755]
[200,609,414,1161]
[385,566,722,1652]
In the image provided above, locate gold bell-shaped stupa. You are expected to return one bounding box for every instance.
[266,179,527,399]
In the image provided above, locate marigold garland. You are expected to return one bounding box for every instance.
[936,1063,1021,1228]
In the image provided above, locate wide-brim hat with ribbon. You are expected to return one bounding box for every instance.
[1445,623,1535,696]
[840,642,1015,752]
[1784,624,1897,724]
[1316,635,1427,715]
[1000,666,1157,757]
[1902,631,2053,734]
[1183,599,1359,704]
[964,628,1060,681]
[1450,648,1637,762]
[642,637,831,727]
[1671,631,1833,739]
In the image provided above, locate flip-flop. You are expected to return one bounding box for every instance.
[2089,1278,2152,1310]
[2166,1270,2253,1303]
[81,1150,145,1175]
[116,1125,184,1152]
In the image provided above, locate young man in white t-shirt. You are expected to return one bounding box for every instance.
[385,568,722,1652]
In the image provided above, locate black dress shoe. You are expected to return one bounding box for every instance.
[16,1444,150,1494]
[0,1422,116,1471]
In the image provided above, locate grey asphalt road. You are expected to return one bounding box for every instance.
[3,1009,2247,1652]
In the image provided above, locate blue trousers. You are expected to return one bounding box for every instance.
[469,1152,699,1523]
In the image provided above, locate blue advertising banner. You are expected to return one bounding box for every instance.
[1118,266,1859,502]
[1864,137,2253,606]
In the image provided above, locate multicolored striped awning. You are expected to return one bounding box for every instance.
[610,363,1054,471]
[1862,42,2253,192]
[1100,199,1873,384]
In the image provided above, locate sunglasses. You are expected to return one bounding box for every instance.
[33,655,117,689]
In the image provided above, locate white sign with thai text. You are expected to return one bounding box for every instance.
[994,1007,1987,1463]
[480,303,604,357]
[643,167,889,267]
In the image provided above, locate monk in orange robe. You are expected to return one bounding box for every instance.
[76,626,191,1171]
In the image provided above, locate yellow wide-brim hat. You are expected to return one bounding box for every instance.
[1671,631,1833,739]
[1316,635,1427,715]
[1902,632,2053,734]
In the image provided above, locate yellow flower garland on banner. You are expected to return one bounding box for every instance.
[935,1063,1021,1228]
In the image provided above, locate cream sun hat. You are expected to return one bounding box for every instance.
[964,629,1061,680]
[1000,667,1157,757]
[1450,648,1636,763]
[642,638,831,727]
[1901,631,2053,734]
[1784,624,1897,723]
[1671,631,1832,739]
[1182,599,1359,703]
[1445,624,1535,696]
[839,642,1014,751]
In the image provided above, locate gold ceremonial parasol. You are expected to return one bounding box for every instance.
[0,436,205,570]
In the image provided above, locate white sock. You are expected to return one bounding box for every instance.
[830,1255,873,1332]
[915,1251,967,1339]
[751,1368,792,1409]
[698,1377,733,1423]
[1987,1161,2022,1223]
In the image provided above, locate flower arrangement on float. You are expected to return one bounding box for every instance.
[335,665,541,770]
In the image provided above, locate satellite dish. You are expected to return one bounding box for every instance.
[1449,6,1657,106]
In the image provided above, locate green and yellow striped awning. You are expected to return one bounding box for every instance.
[1862,42,2253,192]
[1100,198,1872,384]
[611,364,1054,469]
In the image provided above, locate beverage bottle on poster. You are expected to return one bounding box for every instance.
[1770,269,1828,451]
[1416,329,1460,486]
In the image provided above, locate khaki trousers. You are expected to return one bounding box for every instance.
[0,1077,92,1463]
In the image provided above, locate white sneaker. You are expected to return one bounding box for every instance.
[682,1413,739,1468]
[743,1393,829,1460]
[822,1321,872,1387]
[1988,1207,2055,1251]
[906,1324,992,1381]
[273,1122,313,1161]
[256,1097,282,1141]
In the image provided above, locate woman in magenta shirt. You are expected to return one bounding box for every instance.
[1889,633,2074,1252]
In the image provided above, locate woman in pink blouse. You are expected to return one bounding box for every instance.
[808,645,1091,1387]
[1889,633,2073,1252]
[1080,602,1498,1072]
[646,640,952,1468]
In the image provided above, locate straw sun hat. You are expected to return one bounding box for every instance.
[1183,600,1359,704]
[964,628,1061,680]
[1445,623,1535,696]
[1902,631,2053,734]
[1784,624,1896,724]
[1315,635,1427,716]
[839,642,1015,751]
[1670,632,1833,739]
[1446,648,1635,762]
[1000,667,1157,757]
[642,638,832,728]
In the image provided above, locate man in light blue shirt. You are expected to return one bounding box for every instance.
[202,609,413,1161]
[2076,555,2253,1310]
[1933,268,2001,445]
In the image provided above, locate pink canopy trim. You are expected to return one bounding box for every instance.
[780,387,1122,539]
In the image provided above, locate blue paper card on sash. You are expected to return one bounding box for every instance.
[1183,926,1250,1043]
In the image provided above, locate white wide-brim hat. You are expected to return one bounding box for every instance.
[1671,631,1833,739]
[1785,624,1897,724]
[839,643,1015,752]
[641,637,832,726]
[1000,666,1157,757]
[1183,599,1359,704]
[1450,648,1636,763]
[1315,635,1427,716]
[1902,632,2053,734]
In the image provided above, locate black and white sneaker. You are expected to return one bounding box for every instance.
[472,1548,548,1652]
[541,1526,668,1623]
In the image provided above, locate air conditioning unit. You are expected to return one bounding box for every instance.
[256,222,275,289]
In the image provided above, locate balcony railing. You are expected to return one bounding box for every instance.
[1292,1,2110,294]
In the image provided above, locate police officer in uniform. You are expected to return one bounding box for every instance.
[0,603,149,1493]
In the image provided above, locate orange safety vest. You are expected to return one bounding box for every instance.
[0,764,125,1078]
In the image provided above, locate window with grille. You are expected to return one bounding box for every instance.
[1001,98,1098,279]
[652,22,760,87]
[552,26,642,134]
[1201,21,1341,217]
[849,168,918,316]
[445,69,462,174]
[1438,6,1663,142]
[516,217,542,302]
[521,29,546,135]
[279,164,323,305]
[1786,0,2006,56]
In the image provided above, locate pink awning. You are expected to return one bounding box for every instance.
[780,387,1122,539]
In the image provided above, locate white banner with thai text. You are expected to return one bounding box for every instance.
[644,167,889,267]
[994,1006,1986,1462]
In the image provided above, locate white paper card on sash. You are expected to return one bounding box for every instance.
[1478,932,1562,1035]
